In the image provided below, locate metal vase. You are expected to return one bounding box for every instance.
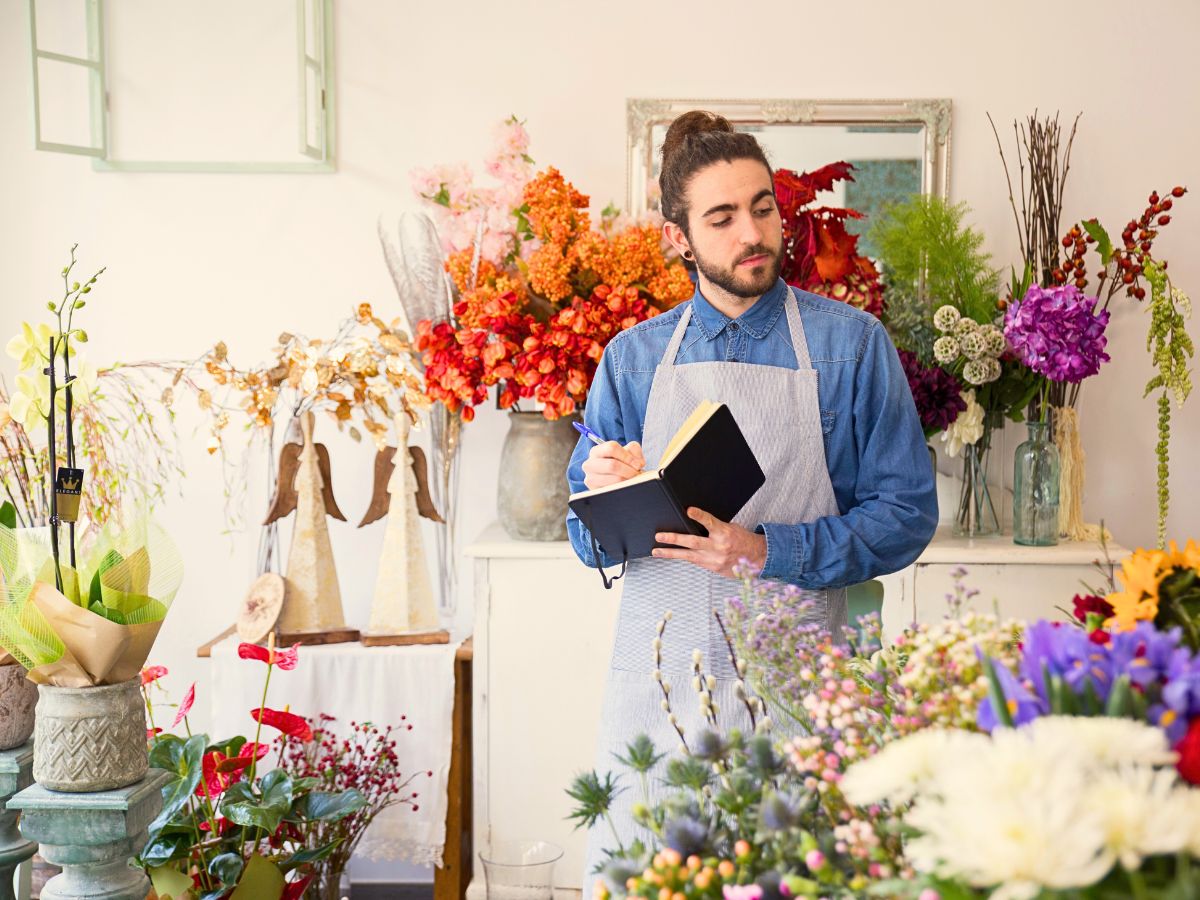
[33,678,148,792]
[497,411,581,542]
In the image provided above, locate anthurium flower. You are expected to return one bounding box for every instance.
[146,727,162,740]
[237,641,300,670]
[198,751,242,797]
[250,707,314,742]
[282,874,313,899]
[140,665,168,686]
[172,683,195,728]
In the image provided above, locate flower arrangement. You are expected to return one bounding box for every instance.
[1099,540,1200,649]
[276,714,429,900]
[773,163,884,317]
[411,120,693,421]
[138,638,417,900]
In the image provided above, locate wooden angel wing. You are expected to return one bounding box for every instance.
[262,442,302,525]
[410,445,444,523]
[358,446,396,528]
[314,443,346,521]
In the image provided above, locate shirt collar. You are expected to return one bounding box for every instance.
[690,277,789,341]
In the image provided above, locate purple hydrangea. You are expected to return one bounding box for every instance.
[1003,284,1111,383]
[897,349,967,437]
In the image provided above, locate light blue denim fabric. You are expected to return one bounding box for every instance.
[565,277,938,590]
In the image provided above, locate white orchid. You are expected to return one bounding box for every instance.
[6,358,98,428]
[940,389,984,457]
[5,322,55,372]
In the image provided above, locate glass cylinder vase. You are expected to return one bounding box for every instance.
[1013,420,1060,546]
[953,427,1000,538]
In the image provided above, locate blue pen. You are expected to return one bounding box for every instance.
[572,421,607,446]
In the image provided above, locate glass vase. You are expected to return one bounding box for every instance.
[953,428,1000,538]
[1013,420,1060,546]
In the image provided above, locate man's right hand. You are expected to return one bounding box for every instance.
[582,441,646,490]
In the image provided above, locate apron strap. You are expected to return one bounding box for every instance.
[665,287,815,370]
[783,286,814,371]
[590,529,627,590]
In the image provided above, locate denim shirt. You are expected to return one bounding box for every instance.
[565,278,938,590]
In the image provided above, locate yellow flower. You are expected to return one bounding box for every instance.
[6,359,98,428]
[1105,548,1169,632]
[5,322,55,372]
[1164,539,1200,572]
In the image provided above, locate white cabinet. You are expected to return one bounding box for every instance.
[465,522,1126,899]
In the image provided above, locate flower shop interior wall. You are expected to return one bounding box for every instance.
[2,0,1199,886]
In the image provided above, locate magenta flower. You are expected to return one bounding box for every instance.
[1003,284,1110,383]
[898,349,966,438]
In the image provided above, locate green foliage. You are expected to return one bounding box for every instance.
[869,195,1001,328]
[1142,260,1194,547]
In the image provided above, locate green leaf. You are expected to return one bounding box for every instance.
[220,768,293,835]
[298,789,367,823]
[1082,218,1114,266]
[149,864,196,900]
[229,853,284,900]
[431,185,451,208]
[209,852,245,887]
[0,502,16,529]
[277,840,342,874]
[47,302,56,312]
[139,832,192,867]
[982,656,1014,728]
[1105,675,1134,718]
[149,734,206,832]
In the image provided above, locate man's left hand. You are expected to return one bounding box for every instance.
[652,507,767,578]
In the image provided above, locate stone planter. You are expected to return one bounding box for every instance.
[33,678,148,792]
[497,411,581,542]
[0,663,37,751]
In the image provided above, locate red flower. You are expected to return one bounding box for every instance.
[172,683,195,728]
[1176,718,1200,785]
[282,874,313,899]
[198,816,235,835]
[140,665,168,686]
[1088,629,1112,646]
[237,641,300,671]
[1072,593,1115,624]
[198,751,242,797]
[251,707,314,742]
[146,727,163,740]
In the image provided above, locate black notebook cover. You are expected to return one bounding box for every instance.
[568,404,766,562]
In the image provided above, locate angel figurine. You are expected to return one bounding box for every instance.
[359,411,443,640]
[269,411,353,638]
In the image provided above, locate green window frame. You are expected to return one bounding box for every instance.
[27,0,336,173]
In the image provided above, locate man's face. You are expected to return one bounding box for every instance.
[683,158,783,301]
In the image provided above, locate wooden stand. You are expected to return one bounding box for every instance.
[275,627,361,647]
[361,629,450,647]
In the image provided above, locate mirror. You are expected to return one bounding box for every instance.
[626,99,951,254]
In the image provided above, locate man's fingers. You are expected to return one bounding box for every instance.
[656,531,704,549]
[583,456,640,478]
[687,507,718,529]
[624,441,646,469]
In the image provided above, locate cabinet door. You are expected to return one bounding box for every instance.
[484,557,622,889]
[912,563,1106,624]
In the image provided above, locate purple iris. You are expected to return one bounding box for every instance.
[977,651,1045,732]
[1003,284,1110,383]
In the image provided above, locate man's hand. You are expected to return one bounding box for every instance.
[652,507,767,578]
[582,440,646,490]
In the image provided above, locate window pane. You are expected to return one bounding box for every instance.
[35,56,96,149]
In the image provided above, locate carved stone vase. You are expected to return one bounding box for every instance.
[0,664,37,751]
[32,678,147,792]
[497,411,581,542]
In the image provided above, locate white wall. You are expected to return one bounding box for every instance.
[3,0,1199,879]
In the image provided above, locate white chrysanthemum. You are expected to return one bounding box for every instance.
[933,335,959,365]
[960,330,988,360]
[1025,717,1176,769]
[962,358,990,385]
[842,729,986,806]
[933,304,961,333]
[980,324,1008,357]
[941,389,984,457]
[1085,765,1195,869]
[953,317,978,338]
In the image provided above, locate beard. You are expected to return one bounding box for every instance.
[693,242,783,300]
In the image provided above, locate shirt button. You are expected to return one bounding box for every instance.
[730,322,740,331]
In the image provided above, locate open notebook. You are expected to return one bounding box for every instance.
[568,401,766,564]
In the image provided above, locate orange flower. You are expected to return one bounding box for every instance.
[1105,548,1169,631]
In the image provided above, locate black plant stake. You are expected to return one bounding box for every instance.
[46,337,62,592]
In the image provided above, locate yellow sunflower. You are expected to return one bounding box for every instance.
[1105,548,1169,631]
[1164,539,1200,572]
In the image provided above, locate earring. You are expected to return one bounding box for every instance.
[683,250,694,261]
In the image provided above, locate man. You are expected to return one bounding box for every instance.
[566,111,937,894]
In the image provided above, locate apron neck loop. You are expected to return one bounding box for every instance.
[663,286,815,370]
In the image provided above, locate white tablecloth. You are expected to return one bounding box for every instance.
[209,636,462,866]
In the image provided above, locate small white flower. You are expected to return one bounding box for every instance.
[933,335,960,365]
[960,331,988,361]
[941,390,985,457]
[953,317,979,338]
[933,304,961,333]
[962,359,990,385]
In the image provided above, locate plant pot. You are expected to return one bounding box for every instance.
[0,663,37,751]
[33,677,148,792]
[497,411,580,542]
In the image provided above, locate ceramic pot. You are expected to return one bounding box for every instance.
[33,678,148,792]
